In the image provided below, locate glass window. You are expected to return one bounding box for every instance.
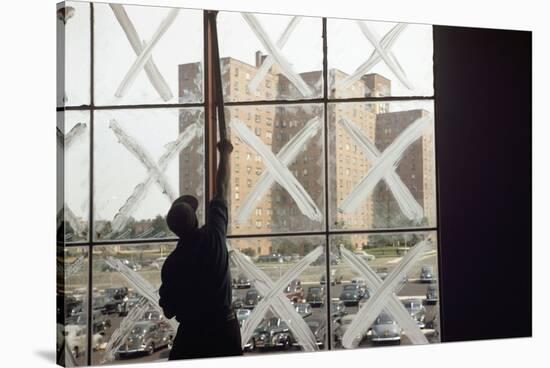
[58,246,89,366]
[226,104,325,235]
[218,11,323,102]
[57,1,90,107]
[328,19,433,98]
[59,3,438,363]
[228,236,327,352]
[328,101,436,231]
[94,3,203,106]
[58,110,90,242]
[329,232,440,349]
[93,108,204,241]
[91,243,176,365]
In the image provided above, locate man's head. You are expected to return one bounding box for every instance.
[166,195,199,238]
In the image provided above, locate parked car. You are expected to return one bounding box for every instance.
[64,295,83,317]
[294,303,313,318]
[306,286,325,307]
[333,314,361,345]
[251,317,293,350]
[420,266,435,283]
[402,298,426,328]
[66,311,111,334]
[121,259,141,271]
[370,312,402,343]
[93,295,120,315]
[339,284,364,305]
[330,300,347,319]
[426,284,438,304]
[305,318,327,347]
[236,308,251,327]
[64,324,105,357]
[232,289,244,310]
[104,287,129,302]
[141,310,164,322]
[118,295,142,316]
[284,280,304,303]
[116,321,173,358]
[244,289,262,309]
[233,274,252,289]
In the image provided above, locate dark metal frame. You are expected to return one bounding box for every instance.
[58,4,438,365]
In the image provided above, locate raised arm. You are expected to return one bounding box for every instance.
[214,138,233,201]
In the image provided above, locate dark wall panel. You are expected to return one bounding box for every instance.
[434,26,532,342]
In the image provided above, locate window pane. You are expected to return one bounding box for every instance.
[58,245,89,366]
[328,101,436,230]
[92,243,177,365]
[226,104,325,235]
[94,108,204,241]
[328,19,433,98]
[94,3,203,106]
[329,232,440,349]
[57,1,90,107]
[218,12,323,102]
[58,110,90,242]
[228,236,327,352]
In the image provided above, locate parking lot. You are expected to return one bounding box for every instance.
[62,247,440,365]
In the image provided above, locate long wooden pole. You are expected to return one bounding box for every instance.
[209,11,227,141]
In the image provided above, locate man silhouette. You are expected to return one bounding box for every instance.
[159,138,242,359]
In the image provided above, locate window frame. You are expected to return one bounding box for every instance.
[57,4,441,364]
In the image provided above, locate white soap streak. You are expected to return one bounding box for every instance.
[102,297,149,363]
[66,255,85,276]
[231,120,322,222]
[109,120,202,235]
[338,23,407,91]
[357,21,413,90]
[59,123,88,237]
[339,115,431,214]
[341,240,430,348]
[248,16,302,93]
[64,204,86,237]
[338,117,423,221]
[136,227,154,239]
[64,341,78,367]
[340,247,428,345]
[235,117,321,224]
[115,9,179,98]
[229,245,322,351]
[241,13,313,97]
[63,122,87,149]
[109,119,177,202]
[110,4,173,101]
[104,257,179,331]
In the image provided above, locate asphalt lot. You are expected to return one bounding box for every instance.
[66,249,440,364]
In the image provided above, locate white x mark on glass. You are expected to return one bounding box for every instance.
[102,257,178,362]
[57,122,87,238]
[241,13,313,97]
[337,22,412,91]
[339,245,429,346]
[110,4,179,100]
[229,244,323,351]
[338,117,423,221]
[340,240,432,348]
[339,114,432,215]
[235,117,322,224]
[108,119,202,235]
[231,119,323,222]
